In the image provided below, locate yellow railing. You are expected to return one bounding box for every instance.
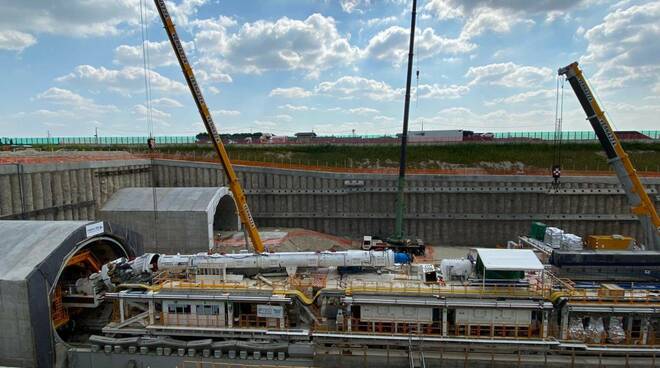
[346,280,550,298]
[146,274,659,306]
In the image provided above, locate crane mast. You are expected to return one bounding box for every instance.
[153,0,265,253]
[559,62,660,250]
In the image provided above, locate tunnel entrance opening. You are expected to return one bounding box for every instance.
[213,194,240,232]
[51,236,128,344]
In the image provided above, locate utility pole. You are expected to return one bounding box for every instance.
[47,130,53,152]
[392,0,417,241]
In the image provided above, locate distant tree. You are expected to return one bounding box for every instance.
[197,131,265,143]
[196,132,210,141]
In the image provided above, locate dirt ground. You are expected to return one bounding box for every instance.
[0,149,136,164]
[213,228,474,263]
[213,227,359,253]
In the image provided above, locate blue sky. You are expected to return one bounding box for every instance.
[1,0,659,137]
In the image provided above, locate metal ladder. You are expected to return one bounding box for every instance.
[408,336,427,368]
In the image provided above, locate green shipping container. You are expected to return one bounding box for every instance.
[475,257,524,280]
[529,221,547,241]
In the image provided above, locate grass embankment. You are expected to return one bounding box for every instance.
[51,142,660,172]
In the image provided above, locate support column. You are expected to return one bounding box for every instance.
[148,294,155,325]
[119,297,125,323]
[642,317,649,345]
[227,302,233,328]
[347,304,352,332]
[560,305,569,340]
[442,308,448,336]
[542,310,549,338]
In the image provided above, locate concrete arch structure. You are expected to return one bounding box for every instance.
[0,220,142,368]
[99,187,240,253]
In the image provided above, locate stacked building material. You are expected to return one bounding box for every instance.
[544,227,564,248]
[561,233,583,251]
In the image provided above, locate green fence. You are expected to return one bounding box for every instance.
[1,130,659,145]
[0,136,197,145]
[493,130,660,140]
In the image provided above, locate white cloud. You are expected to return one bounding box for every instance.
[581,2,660,90]
[415,84,470,99]
[349,107,379,115]
[195,57,233,83]
[0,0,145,37]
[35,87,118,113]
[459,8,534,39]
[423,0,582,44]
[132,104,172,120]
[373,115,396,122]
[545,10,568,24]
[364,26,475,65]
[152,97,183,108]
[0,30,36,52]
[274,114,293,122]
[365,16,398,28]
[278,104,315,111]
[132,104,171,125]
[194,14,359,77]
[485,89,555,106]
[422,0,583,20]
[114,40,195,68]
[316,76,402,101]
[212,109,241,116]
[13,87,118,128]
[165,0,208,27]
[340,0,371,14]
[55,65,188,96]
[315,76,469,101]
[414,106,554,130]
[465,62,553,88]
[254,120,276,127]
[190,15,237,30]
[269,87,313,98]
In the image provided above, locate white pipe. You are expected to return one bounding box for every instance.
[157,250,397,272]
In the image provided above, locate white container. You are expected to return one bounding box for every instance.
[440,259,473,280]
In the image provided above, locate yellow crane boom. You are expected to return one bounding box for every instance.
[153,0,265,253]
[559,62,660,250]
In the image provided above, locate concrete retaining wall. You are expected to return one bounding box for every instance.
[153,160,660,246]
[0,160,152,221]
[1,158,659,246]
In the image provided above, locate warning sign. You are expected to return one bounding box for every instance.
[257,304,283,319]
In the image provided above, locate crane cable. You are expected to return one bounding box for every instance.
[414,35,421,130]
[139,0,155,139]
[139,0,159,253]
[551,74,565,190]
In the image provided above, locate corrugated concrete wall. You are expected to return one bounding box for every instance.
[0,160,152,221]
[1,158,658,246]
[153,159,660,246]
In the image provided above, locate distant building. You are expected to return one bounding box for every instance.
[400,130,466,142]
[614,131,651,140]
[269,135,288,144]
[295,132,317,143]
